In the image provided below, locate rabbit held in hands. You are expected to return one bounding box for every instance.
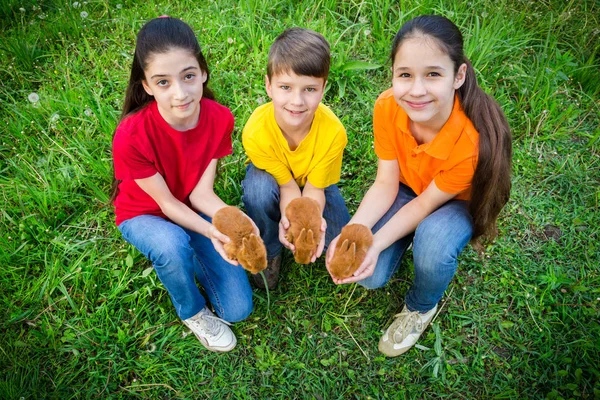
[329,224,373,280]
[285,197,322,264]
[213,206,267,274]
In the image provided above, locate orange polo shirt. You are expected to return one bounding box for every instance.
[373,88,479,201]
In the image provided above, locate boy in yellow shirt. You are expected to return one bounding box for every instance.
[242,28,350,289]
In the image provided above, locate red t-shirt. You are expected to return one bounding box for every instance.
[112,98,233,225]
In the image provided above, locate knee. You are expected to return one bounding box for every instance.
[147,230,192,268]
[222,297,253,323]
[357,275,387,290]
[242,167,279,208]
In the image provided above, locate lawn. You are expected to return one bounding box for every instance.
[1,0,599,398]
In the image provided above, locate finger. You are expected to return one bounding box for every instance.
[315,234,325,259]
[325,235,340,263]
[210,238,238,266]
[320,218,327,232]
[281,216,290,229]
[211,226,230,243]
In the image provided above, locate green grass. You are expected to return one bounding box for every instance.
[1,0,599,398]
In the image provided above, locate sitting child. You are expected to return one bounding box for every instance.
[242,28,350,289]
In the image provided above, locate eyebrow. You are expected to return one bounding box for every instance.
[150,66,198,80]
[394,66,447,72]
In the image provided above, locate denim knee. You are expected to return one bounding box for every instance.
[412,204,472,277]
[222,296,253,323]
[357,276,387,290]
[242,165,279,210]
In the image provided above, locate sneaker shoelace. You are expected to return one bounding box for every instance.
[391,311,424,343]
[189,313,231,337]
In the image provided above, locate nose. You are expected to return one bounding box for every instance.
[290,89,304,106]
[409,77,426,97]
[172,80,186,100]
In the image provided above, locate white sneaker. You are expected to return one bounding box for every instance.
[378,304,438,357]
[183,307,236,352]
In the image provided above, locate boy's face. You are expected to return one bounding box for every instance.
[265,72,326,137]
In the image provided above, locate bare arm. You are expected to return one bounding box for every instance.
[134,162,236,265]
[189,159,228,218]
[135,172,216,237]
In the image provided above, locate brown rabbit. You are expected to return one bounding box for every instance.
[213,206,267,274]
[329,224,373,280]
[284,197,322,264]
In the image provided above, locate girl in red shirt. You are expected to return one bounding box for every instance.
[111,17,254,353]
[326,15,512,356]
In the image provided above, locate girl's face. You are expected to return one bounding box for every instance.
[392,36,466,132]
[142,48,207,131]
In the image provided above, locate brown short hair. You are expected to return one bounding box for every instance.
[267,28,330,81]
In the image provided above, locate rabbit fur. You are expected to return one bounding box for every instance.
[329,224,373,280]
[285,197,322,264]
[213,206,267,274]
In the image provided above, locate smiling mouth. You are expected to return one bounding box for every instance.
[285,108,306,115]
[174,101,192,110]
[404,100,432,109]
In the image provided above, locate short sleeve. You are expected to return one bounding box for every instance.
[112,129,157,180]
[373,99,397,161]
[213,110,234,159]
[306,127,347,188]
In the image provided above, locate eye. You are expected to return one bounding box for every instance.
[157,79,168,87]
[397,72,411,78]
[279,85,290,90]
[184,73,195,80]
[305,87,317,92]
[427,72,441,77]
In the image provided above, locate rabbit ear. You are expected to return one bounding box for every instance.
[350,242,356,259]
[307,229,314,245]
[298,228,306,243]
[340,239,350,252]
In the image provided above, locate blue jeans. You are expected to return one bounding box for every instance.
[242,163,351,259]
[118,214,253,321]
[358,184,473,313]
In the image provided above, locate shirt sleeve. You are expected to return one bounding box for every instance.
[112,129,157,180]
[213,109,234,159]
[242,130,294,185]
[373,99,397,161]
[306,126,347,188]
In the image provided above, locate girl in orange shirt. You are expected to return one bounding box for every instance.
[326,15,512,357]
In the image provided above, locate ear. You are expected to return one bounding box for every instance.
[307,229,314,245]
[297,228,306,244]
[200,70,208,84]
[241,237,249,250]
[453,63,467,90]
[142,80,153,96]
[339,239,350,252]
[350,242,356,259]
[265,75,273,99]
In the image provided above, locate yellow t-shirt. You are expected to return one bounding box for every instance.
[242,102,347,188]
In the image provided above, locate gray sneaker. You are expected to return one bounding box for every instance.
[183,307,236,352]
[378,304,438,357]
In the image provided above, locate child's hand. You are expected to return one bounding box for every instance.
[326,240,379,285]
[208,225,238,266]
[278,215,295,252]
[333,245,379,284]
[311,217,327,263]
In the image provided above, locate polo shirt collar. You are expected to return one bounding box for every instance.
[395,95,468,160]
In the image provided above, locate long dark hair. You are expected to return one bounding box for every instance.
[391,15,512,241]
[110,17,215,203]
